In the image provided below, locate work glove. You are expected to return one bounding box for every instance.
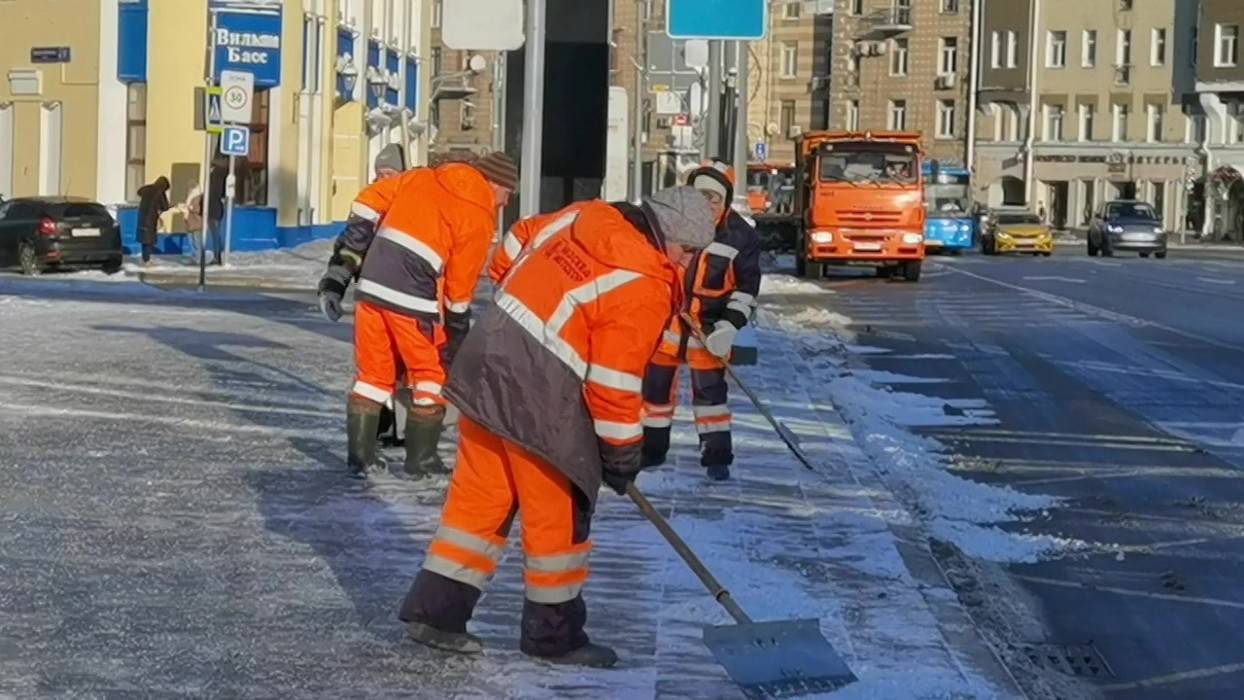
[441,308,472,369]
[601,468,637,496]
[702,320,739,359]
[317,264,352,323]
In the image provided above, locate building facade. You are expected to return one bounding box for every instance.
[0,0,433,252]
[829,0,974,164]
[1195,0,1244,239]
[974,0,1201,232]
[426,0,501,159]
[750,0,833,166]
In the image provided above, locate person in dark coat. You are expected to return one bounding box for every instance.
[136,176,171,264]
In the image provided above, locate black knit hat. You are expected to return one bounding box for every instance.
[474,151,519,190]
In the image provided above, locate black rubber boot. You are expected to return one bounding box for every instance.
[346,397,384,478]
[404,406,449,478]
[641,426,670,467]
[405,621,483,655]
[535,643,619,668]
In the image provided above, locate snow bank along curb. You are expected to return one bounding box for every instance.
[756,271,1085,565]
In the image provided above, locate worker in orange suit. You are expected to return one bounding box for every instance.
[397,186,717,667]
[317,152,518,479]
[641,159,762,481]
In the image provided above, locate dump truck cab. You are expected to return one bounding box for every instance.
[793,130,927,282]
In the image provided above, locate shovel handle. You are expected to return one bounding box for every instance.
[679,312,818,471]
[627,482,754,625]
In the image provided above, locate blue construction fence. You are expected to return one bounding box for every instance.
[113,205,343,256]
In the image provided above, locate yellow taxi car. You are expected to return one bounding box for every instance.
[981,210,1053,256]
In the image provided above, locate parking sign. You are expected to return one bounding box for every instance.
[221,126,250,157]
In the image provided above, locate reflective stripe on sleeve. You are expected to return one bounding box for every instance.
[705,241,740,260]
[585,364,643,394]
[376,225,445,271]
[356,278,441,314]
[446,300,472,314]
[351,201,381,222]
[503,230,523,261]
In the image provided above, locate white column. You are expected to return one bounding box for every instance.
[0,103,13,199]
[39,102,64,196]
[96,0,128,205]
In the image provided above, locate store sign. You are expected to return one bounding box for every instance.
[1034,154,1185,166]
[210,1,283,87]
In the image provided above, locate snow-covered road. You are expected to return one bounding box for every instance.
[0,272,1072,699]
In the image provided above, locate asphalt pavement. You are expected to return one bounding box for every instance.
[803,249,1244,699]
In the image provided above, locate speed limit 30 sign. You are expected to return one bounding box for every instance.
[219,70,255,124]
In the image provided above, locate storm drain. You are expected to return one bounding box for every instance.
[1012,643,1116,678]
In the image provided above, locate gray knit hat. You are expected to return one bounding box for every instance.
[643,185,717,250]
[374,143,405,173]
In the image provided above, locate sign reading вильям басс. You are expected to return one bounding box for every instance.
[209,0,283,87]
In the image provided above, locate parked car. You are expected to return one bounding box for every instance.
[980,208,1053,256]
[1086,199,1167,258]
[0,196,123,275]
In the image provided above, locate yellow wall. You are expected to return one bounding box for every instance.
[146,0,209,200]
[0,0,102,198]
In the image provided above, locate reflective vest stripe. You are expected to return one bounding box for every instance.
[351,201,381,221]
[377,225,445,272]
[421,525,506,589]
[351,380,392,405]
[523,548,591,604]
[497,210,579,292]
[594,419,643,441]
[356,278,441,314]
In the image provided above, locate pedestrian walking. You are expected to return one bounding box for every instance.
[397,186,718,667]
[135,176,170,265]
[317,152,518,479]
[640,159,762,481]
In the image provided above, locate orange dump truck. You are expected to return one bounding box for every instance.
[746,162,795,215]
[792,130,927,281]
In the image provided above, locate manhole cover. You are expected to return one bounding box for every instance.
[1012,643,1116,678]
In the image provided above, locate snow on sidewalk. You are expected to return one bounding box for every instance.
[58,239,334,288]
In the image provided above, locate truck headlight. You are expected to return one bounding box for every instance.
[902,233,923,244]
[810,231,834,243]
[1153,227,1164,234]
[1107,225,1123,233]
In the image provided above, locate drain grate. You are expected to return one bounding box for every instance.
[1012,643,1116,678]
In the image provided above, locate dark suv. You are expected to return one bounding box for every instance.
[1086,199,1167,258]
[0,197,123,275]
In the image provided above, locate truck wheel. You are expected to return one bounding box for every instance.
[902,260,922,282]
[805,261,824,280]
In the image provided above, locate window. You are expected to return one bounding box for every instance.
[1082,30,1097,67]
[781,42,798,78]
[941,0,959,12]
[301,12,324,94]
[214,90,270,206]
[888,100,907,130]
[850,0,863,15]
[1117,29,1132,66]
[1187,113,1208,143]
[1079,181,1095,226]
[1151,181,1165,220]
[1147,104,1165,142]
[1078,103,1095,141]
[1112,103,1130,141]
[846,100,860,131]
[783,2,800,19]
[991,31,1001,69]
[1044,104,1065,141]
[1151,28,1167,66]
[1192,26,1199,66]
[939,37,958,74]
[431,0,442,28]
[780,100,796,138]
[890,38,909,76]
[125,83,146,201]
[936,100,956,138]
[1047,31,1067,68]
[1216,24,1240,67]
[1006,30,1019,68]
[1119,0,1132,8]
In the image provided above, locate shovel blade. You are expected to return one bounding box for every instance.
[703,618,857,698]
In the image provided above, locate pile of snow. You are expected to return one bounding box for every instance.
[55,239,334,288]
[762,297,1082,564]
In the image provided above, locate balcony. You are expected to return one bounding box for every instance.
[870,7,913,34]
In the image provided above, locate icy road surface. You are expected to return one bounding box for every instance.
[0,276,1054,699]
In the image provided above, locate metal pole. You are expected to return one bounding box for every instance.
[200,9,219,290]
[519,0,546,216]
[732,40,749,210]
[706,41,722,160]
[630,0,646,203]
[224,155,236,266]
[493,52,508,237]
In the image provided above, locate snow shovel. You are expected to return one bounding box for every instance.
[627,483,857,697]
[680,313,818,472]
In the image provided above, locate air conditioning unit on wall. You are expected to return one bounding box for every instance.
[935,74,957,90]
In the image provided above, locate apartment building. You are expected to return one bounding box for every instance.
[1194,0,1244,239]
[828,0,974,164]
[426,0,500,159]
[750,1,834,165]
[974,0,1200,232]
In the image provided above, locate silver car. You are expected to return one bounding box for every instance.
[1086,199,1168,258]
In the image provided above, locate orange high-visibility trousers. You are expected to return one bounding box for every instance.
[350,301,447,407]
[424,415,592,600]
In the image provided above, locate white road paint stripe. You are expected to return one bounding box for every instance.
[1022,276,1085,283]
[1196,277,1236,285]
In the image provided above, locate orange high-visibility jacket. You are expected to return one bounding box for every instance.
[487,203,589,284]
[446,201,679,505]
[340,163,497,320]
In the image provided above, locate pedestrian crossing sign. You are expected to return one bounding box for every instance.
[205,87,224,134]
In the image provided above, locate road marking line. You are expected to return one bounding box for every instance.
[1014,574,1244,610]
[1197,276,1236,285]
[1100,661,1244,692]
[1022,275,1086,283]
[937,263,1244,353]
